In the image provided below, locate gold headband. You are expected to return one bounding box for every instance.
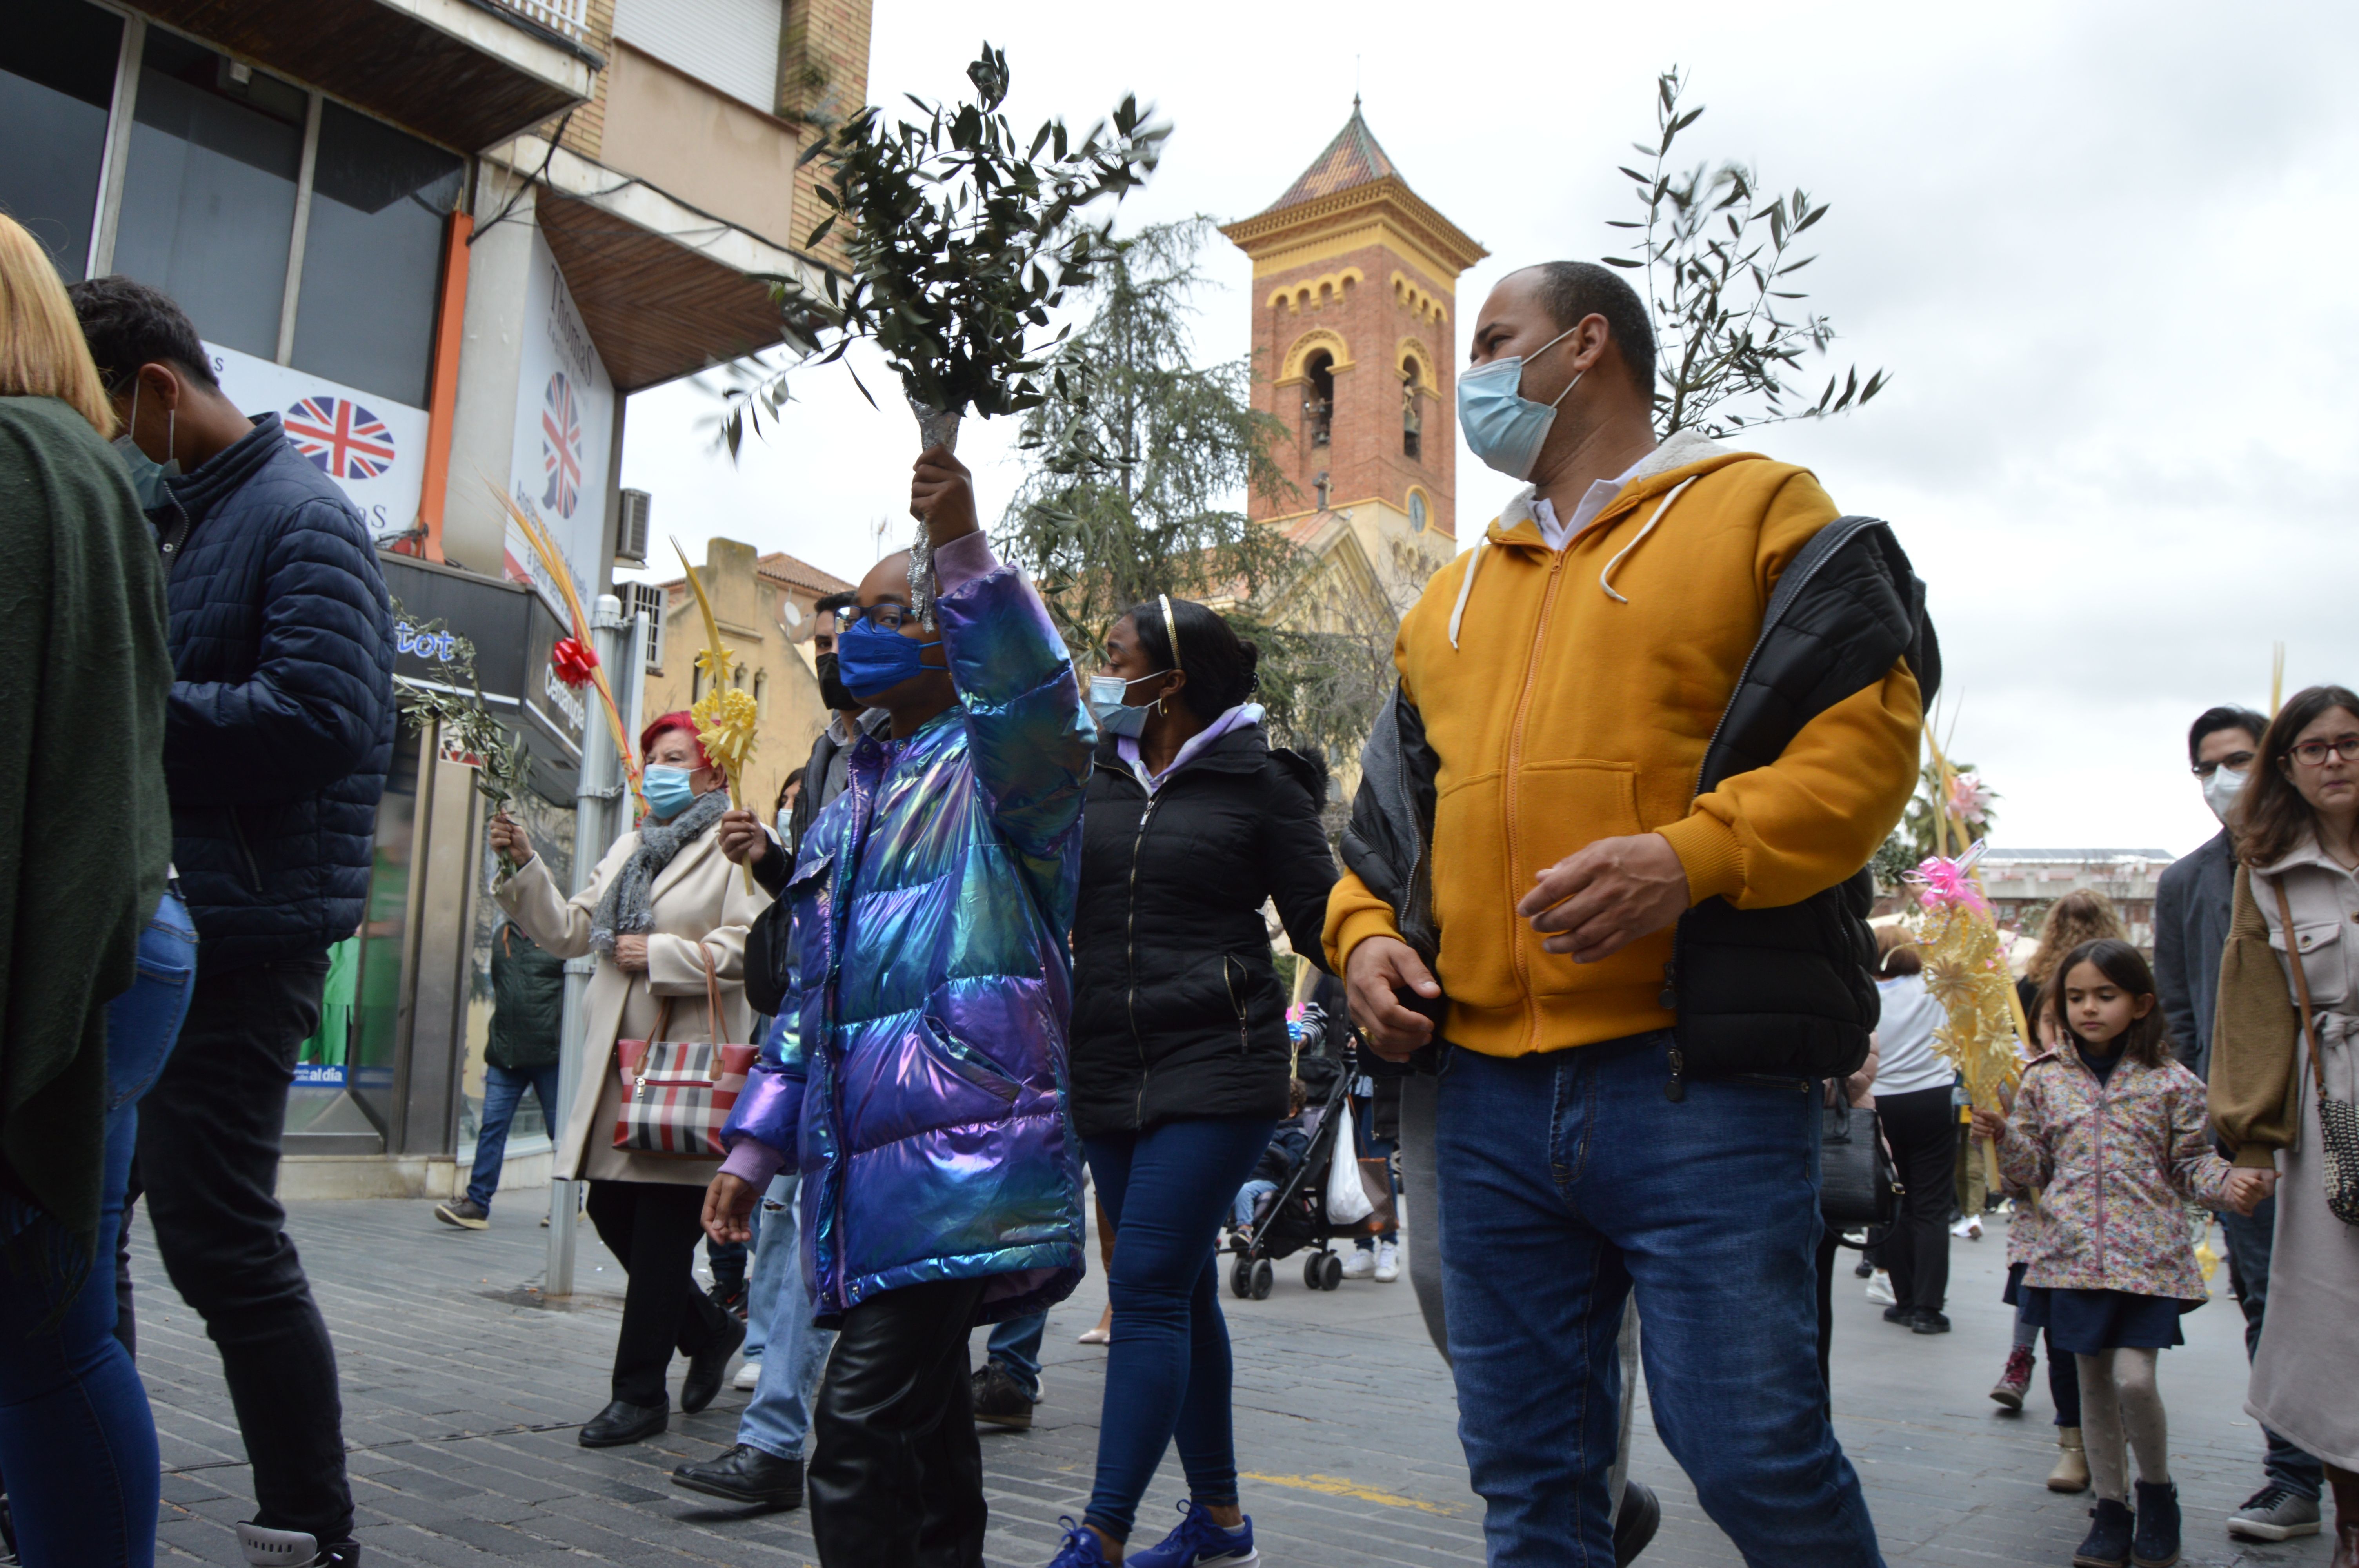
[1159,594,1183,674]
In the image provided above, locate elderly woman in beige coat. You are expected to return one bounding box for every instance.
[2212,683,2359,1568]
[489,711,769,1449]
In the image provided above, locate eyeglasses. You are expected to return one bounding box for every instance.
[2192,751,2256,779]
[2288,734,2359,768]
[841,602,917,632]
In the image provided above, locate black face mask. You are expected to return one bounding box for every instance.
[817,651,858,714]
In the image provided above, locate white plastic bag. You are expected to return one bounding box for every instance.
[1325,1099,1374,1225]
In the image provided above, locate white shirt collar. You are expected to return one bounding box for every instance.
[1528,452,1655,552]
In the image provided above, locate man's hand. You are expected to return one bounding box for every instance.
[1517,833,1691,962]
[911,448,979,545]
[703,1171,758,1245]
[1346,936,1441,1060]
[2223,1167,2276,1217]
[718,808,772,869]
[612,934,649,973]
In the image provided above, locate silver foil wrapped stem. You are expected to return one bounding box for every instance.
[907,396,963,630]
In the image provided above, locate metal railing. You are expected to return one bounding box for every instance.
[492,0,592,44]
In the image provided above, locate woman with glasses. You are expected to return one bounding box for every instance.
[2210,684,2359,1568]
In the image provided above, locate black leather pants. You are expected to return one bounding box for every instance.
[809,1276,990,1568]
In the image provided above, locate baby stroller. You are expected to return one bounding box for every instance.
[1226,1049,1387,1298]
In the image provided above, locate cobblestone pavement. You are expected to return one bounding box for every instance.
[134,1198,2333,1568]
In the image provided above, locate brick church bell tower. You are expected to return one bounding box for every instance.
[1220,100,1487,557]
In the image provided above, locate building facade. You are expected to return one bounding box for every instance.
[1980,848,2178,953]
[3,0,869,1194]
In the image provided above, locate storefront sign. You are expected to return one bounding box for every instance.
[503,230,616,622]
[208,343,430,539]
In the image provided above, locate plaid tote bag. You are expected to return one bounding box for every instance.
[612,942,756,1158]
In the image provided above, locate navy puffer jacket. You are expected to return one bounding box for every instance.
[153,414,394,972]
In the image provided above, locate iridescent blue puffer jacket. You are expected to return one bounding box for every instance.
[722,535,1094,1325]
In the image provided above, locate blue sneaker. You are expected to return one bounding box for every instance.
[1046,1517,1116,1567]
[1126,1499,1261,1568]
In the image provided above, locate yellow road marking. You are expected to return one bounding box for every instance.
[1240,1472,1458,1515]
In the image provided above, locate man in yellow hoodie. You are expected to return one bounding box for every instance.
[1327,262,1926,1566]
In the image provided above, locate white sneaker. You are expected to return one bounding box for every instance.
[1339,1248,1376,1280]
[732,1358,762,1391]
[1372,1240,1401,1283]
[1951,1214,1983,1240]
[1864,1270,1897,1305]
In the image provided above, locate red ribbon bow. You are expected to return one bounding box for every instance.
[551,636,599,689]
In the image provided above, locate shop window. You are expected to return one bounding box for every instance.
[0,1,122,281]
[293,103,462,407]
[113,30,305,360]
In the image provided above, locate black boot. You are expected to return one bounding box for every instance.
[2074,1498,2135,1568]
[2132,1480,2180,1568]
[672,1443,805,1509]
[681,1312,747,1414]
[580,1396,669,1447]
[1614,1479,1660,1566]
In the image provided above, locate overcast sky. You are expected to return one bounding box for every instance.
[617,0,2359,857]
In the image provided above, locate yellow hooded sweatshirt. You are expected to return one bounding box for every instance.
[1322,435,1923,1058]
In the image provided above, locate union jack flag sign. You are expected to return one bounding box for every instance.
[285,396,396,481]
[540,372,583,518]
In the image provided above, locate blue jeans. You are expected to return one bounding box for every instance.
[1434,1035,1882,1568]
[986,1310,1046,1401]
[1083,1116,1277,1541]
[0,891,195,1568]
[464,1063,561,1212]
[737,1174,837,1462]
[2219,1199,2324,1499]
[1230,1180,1276,1231]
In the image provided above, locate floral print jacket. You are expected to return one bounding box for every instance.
[1993,1049,2236,1300]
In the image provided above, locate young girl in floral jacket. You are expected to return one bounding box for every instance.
[1977,938,2270,1568]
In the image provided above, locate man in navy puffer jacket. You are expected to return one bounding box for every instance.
[74,277,391,1568]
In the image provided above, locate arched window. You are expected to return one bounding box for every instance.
[1402,363,1423,461]
[1304,350,1335,448]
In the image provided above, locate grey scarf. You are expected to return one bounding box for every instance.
[590,789,728,956]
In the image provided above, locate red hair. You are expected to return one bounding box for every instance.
[639,711,712,770]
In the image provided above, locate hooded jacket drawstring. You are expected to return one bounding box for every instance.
[1451,473,1701,649]
[1599,476,1698,604]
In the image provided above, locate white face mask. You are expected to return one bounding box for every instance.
[2202,765,2247,824]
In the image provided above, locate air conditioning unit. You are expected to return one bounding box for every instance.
[614,488,652,564]
[623,580,665,671]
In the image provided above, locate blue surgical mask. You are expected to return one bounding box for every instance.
[642,764,698,821]
[836,615,941,701]
[1089,672,1168,739]
[1456,323,1582,481]
[112,384,181,510]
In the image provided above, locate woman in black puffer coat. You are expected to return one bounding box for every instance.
[1061,595,1336,1564]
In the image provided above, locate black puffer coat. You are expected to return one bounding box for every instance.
[1069,724,1337,1138]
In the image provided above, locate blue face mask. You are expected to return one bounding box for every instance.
[112,384,181,510]
[642,764,698,821]
[1456,323,1582,481]
[1088,672,1168,739]
[837,615,942,701]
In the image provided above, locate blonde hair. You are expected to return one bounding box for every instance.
[0,215,116,437]
[2025,889,2125,985]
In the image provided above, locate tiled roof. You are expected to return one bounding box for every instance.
[1261,98,1399,215]
[753,550,854,599]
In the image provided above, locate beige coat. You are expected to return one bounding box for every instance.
[493,817,770,1185]
[2210,843,2359,1163]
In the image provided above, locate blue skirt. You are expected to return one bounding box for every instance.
[2017,1285,2194,1354]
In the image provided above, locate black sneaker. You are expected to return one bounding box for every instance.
[972,1361,1036,1430]
[433,1197,488,1230]
[1881,1304,1914,1324]
[236,1522,360,1565]
[1911,1309,1952,1334]
[709,1279,749,1320]
[1613,1479,1659,1567]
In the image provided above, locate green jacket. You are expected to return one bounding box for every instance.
[486,920,564,1070]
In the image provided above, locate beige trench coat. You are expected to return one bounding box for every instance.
[492,817,770,1186]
